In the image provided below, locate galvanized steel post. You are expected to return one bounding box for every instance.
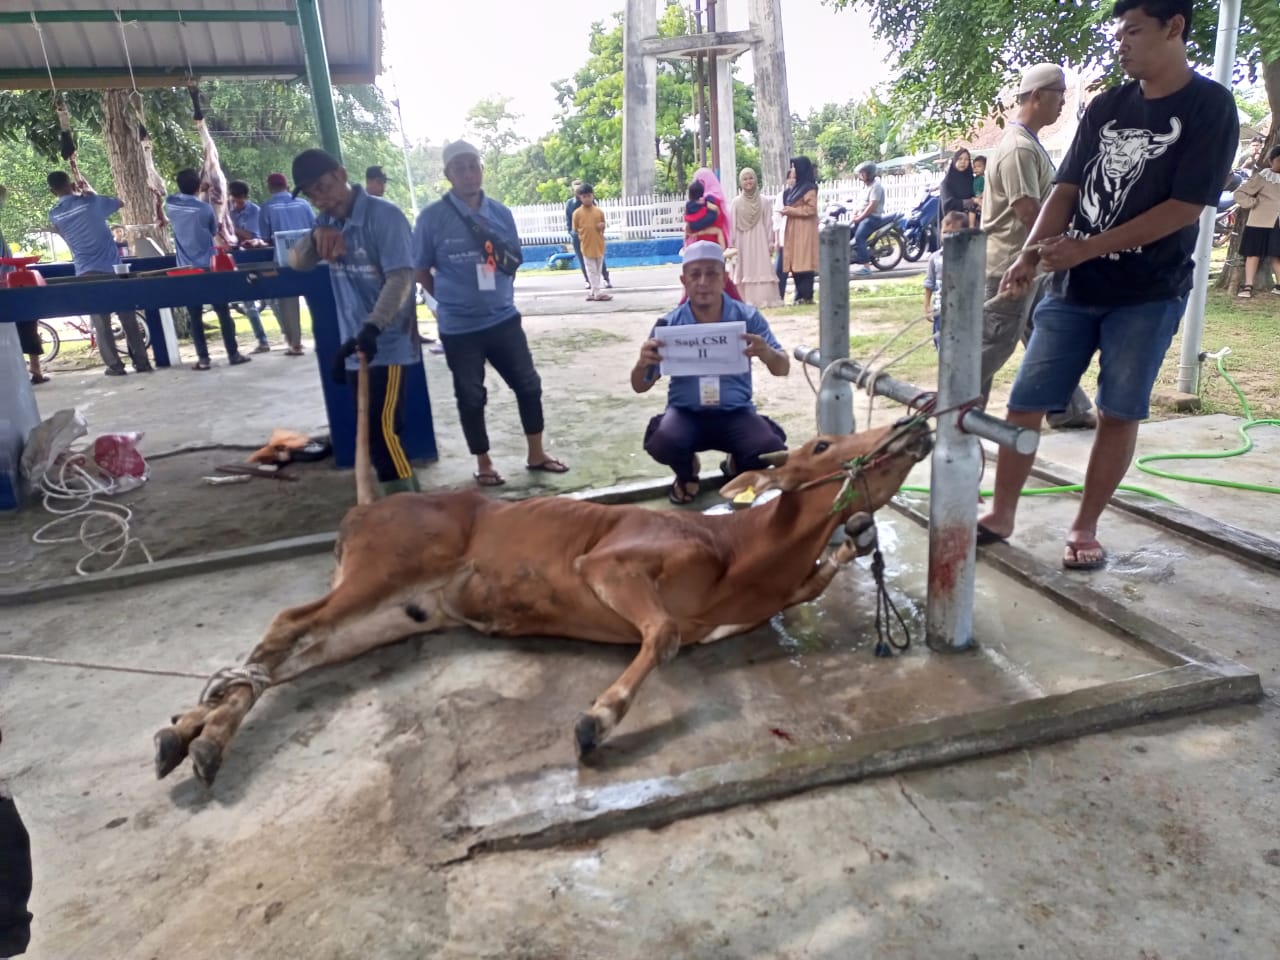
[817,221,854,435]
[927,229,986,651]
[295,0,342,163]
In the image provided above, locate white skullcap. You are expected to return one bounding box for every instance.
[442,140,481,169]
[682,240,725,265]
[1018,64,1066,95]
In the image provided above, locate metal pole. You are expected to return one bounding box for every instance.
[295,0,342,163]
[928,229,986,651]
[817,222,854,435]
[392,95,418,214]
[1176,0,1240,394]
[707,0,721,175]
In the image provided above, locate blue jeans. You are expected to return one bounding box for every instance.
[1008,293,1186,421]
[853,214,892,265]
[237,302,268,345]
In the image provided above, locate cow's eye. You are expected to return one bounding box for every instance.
[814,441,831,454]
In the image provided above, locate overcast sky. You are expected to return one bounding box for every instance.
[378,0,888,144]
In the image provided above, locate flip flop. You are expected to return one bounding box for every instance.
[229,354,253,366]
[526,458,570,474]
[30,374,50,384]
[474,470,506,487]
[192,359,212,371]
[668,480,698,505]
[1063,539,1106,571]
[976,523,1008,546]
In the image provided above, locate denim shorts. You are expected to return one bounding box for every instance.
[1007,293,1186,421]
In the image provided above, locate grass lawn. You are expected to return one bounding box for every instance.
[785,275,1280,422]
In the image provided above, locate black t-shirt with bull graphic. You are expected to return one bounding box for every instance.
[1052,73,1237,306]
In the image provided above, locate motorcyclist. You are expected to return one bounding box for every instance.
[850,161,892,275]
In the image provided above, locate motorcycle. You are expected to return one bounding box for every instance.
[897,187,941,262]
[1213,168,1248,247]
[822,200,906,272]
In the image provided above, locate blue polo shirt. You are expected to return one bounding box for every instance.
[231,199,261,239]
[658,294,782,412]
[48,193,123,275]
[165,193,217,268]
[413,191,519,335]
[260,190,315,243]
[316,185,420,370]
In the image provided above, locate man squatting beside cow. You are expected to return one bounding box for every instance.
[979,0,1237,570]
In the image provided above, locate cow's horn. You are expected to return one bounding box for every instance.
[759,449,789,467]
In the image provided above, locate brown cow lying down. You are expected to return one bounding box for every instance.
[155,379,932,786]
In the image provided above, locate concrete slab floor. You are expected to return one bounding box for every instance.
[0,503,1272,959]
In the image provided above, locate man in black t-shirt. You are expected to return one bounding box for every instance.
[977,0,1237,571]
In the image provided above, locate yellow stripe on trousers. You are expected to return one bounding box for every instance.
[381,364,412,478]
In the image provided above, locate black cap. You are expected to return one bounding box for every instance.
[365,165,387,182]
[291,148,340,197]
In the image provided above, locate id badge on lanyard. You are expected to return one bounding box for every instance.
[476,239,498,291]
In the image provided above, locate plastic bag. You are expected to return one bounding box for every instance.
[93,432,149,492]
[20,408,87,483]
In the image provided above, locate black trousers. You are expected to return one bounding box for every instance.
[186,303,240,361]
[793,271,816,301]
[438,314,544,456]
[0,794,32,957]
[344,363,415,483]
[774,248,788,299]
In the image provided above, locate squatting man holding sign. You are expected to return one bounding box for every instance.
[632,240,790,504]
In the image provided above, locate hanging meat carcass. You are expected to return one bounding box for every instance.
[55,98,93,194]
[188,84,237,248]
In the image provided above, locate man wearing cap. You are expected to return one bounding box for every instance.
[260,172,316,355]
[979,63,1094,429]
[413,139,568,487]
[565,179,611,291]
[287,148,422,495]
[632,240,789,504]
[365,166,388,198]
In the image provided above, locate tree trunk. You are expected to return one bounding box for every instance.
[1220,58,1279,293]
[100,89,170,255]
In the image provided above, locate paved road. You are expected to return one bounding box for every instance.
[513,261,927,316]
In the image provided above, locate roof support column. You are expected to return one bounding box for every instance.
[296,0,342,162]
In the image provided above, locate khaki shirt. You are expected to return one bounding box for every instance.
[982,123,1055,278]
[572,204,607,259]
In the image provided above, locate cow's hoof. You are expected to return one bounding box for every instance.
[189,738,222,787]
[574,713,603,759]
[154,727,188,780]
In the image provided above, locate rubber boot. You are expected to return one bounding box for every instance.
[378,475,421,497]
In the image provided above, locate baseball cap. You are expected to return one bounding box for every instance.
[442,140,481,170]
[266,172,288,190]
[365,165,387,182]
[1018,63,1066,95]
[682,240,725,266]
[291,148,341,196]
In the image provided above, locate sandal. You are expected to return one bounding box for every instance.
[229,354,253,366]
[526,458,570,474]
[1063,539,1106,571]
[192,359,212,371]
[474,470,506,487]
[668,479,699,505]
[30,374,50,384]
[1237,285,1252,299]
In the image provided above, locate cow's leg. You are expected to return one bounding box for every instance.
[572,555,692,757]
[780,513,878,609]
[156,583,444,786]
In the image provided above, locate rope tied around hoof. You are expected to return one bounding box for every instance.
[199,663,273,706]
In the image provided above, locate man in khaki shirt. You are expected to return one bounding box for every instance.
[981,63,1094,428]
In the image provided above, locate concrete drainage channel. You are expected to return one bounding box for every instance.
[0,473,1265,868]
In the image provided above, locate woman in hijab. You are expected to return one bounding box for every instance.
[730,167,781,307]
[780,155,819,304]
[940,149,978,226]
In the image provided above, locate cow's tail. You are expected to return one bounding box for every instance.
[355,352,375,506]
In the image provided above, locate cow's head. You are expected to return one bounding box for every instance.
[721,417,933,515]
[1097,119,1180,180]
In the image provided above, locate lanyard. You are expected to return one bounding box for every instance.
[1009,121,1055,169]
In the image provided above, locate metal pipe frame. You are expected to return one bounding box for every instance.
[799,228,1040,653]
[2,10,300,24]
[816,222,854,435]
[296,0,342,163]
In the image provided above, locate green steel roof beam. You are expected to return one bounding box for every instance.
[0,10,299,25]
[296,0,342,163]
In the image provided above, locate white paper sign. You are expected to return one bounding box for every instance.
[657,320,749,377]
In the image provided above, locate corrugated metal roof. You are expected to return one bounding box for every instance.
[0,0,381,89]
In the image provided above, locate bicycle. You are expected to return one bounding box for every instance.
[36,314,151,364]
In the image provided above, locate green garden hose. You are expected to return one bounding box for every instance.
[1133,348,1280,495]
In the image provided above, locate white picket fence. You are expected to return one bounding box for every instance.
[509,172,944,244]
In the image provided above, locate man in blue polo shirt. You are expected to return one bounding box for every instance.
[46,171,151,377]
[413,139,567,487]
[632,241,790,504]
[288,148,422,495]
[260,172,315,355]
[166,168,249,371]
[228,179,271,353]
